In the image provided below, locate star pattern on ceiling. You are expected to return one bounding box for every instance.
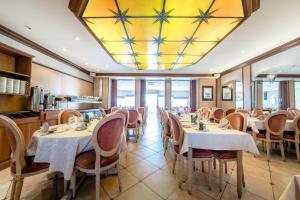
[82,0,245,70]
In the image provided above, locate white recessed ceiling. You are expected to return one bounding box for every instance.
[0,0,299,75]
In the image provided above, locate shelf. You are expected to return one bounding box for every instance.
[0,92,29,96]
[0,69,30,78]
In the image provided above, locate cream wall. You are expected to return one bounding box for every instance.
[198,78,217,109]
[31,63,94,109]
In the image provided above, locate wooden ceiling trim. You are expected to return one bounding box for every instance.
[0,25,89,74]
[95,72,214,78]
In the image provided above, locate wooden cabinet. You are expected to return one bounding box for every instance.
[40,110,59,126]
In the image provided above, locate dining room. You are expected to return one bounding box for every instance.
[0,0,300,200]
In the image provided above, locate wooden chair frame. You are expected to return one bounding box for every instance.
[127,109,139,142]
[57,109,82,124]
[284,115,300,161]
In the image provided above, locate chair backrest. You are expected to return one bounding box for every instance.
[214,108,224,121]
[116,109,129,127]
[224,108,236,116]
[168,113,184,149]
[161,110,171,136]
[226,112,246,132]
[92,113,124,160]
[265,111,288,137]
[128,109,139,125]
[0,115,26,174]
[198,107,210,117]
[137,107,145,121]
[58,109,82,124]
[111,106,118,113]
[293,115,300,142]
[236,109,250,115]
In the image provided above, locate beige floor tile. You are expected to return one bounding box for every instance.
[145,142,165,152]
[143,169,179,199]
[75,177,110,200]
[145,153,170,168]
[167,187,215,200]
[220,183,265,200]
[126,159,159,180]
[133,147,157,159]
[101,169,139,198]
[114,182,163,200]
[120,152,144,168]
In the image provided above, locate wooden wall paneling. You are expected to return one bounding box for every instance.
[0,52,15,71]
[190,80,197,112]
[165,80,171,109]
[279,81,289,110]
[198,78,217,108]
[221,81,236,110]
[0,127,10,164]
[110,79,117,107]
[243,65,252,109]
[289,80,295,108]
[256,80,263,109]
[135,79,141,108]
[140,80,146,107]
[216,78,221,108]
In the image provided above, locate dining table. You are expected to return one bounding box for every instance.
[247,117,294,133]
[179,118,259,198]
[27,119,127,181]
[279,175,300,200]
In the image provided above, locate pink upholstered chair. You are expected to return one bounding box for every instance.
[0,115,49,200]
[284,114,300,161]
[58,109,82,124]
[213,112,246,191]
[73,113,125,200]
[111,106,118,113]
[127,109,139,141]
[224,108,236,116]
[161,110,172,155]
[213,108,224,123]
[168,112,213,193]
[116,108,129,132]
[253,111,287,161]
[236,109,250,115]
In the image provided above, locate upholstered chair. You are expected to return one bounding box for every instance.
[236,109,250,115]
[168,113,213,194]
[0,115,49,200]
[73,113,125,200]
[212,112,246,191]
[111,106,118,113]
[161,110,172,155]
[253,111,287,161]
[127,109,139,141]
[213,108,224,123]
[198,107,211,119]
[58,109,82,124]
[116,108,129,132]
[137,107,146,134]
[283,115,300,161]
[224,108,236,116]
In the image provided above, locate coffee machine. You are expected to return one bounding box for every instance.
[30,86,44,111]
[44,92,56,110]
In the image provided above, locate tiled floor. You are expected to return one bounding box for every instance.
[1,113,300,200]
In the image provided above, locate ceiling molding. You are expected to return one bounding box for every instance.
[257,74,300,78]
[0,24,89,74]
[96,72,214,78]
[221,37,300,76]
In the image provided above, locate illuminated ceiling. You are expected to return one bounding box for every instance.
[81,0,246,70]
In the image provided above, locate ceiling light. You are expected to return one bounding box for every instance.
[267,74,276,82]
[84,62,89,65]
[75,36,80,41]
[62,48,67,52]
[24,25,32,30]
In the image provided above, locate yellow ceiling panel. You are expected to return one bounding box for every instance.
[83,0,117,17]
[132,42,158,54]
[194,18,241,41]
[84,18,126,41]
[126,18,160,40]
[158,63,174,70]
[102,42,132,54]
[184,42,215,55]
[113,54,135,64]
[136,55,157,64]
[165,0,213,16]
[211,0,244,17]
[118,0,163,16]
[139,64,158,70]
[158,55,178,64]
[160,42,185,55]
[162,18,198,40]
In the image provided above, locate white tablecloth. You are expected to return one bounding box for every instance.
[247,117,294,133]
[279,175,300,200]
[181,123,259,155]
[27,122,127,180]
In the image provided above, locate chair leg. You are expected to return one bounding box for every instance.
[13,176,24,200]
[10,176,17,200]
[95,171,100,200]
[71,170,77,198]
[279,141,285,161]
[188,157,193,195]
[117,163,122,192]
[213,158,216,169]
[219,160,224,192]
[296,142,300,162]
[178,156,184,189]
[172,154,177,174]
[208,159,212,191]
[266,142,270,161]
[225,162,228,174]
[163,137,169,155]
[201,161,204,172]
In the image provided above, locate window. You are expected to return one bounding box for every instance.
[235,81,243,109]
[171,80,190,109]
[295,82,300,109]
[263,81,279,111]
[145,80,165,112]
[117,80,135,108]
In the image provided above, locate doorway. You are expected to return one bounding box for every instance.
[145,80,165,114]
